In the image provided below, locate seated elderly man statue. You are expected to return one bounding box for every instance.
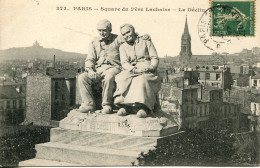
[113,24,161,118]
[78,19,150,114]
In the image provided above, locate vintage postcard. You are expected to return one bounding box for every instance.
[0,0,259,167]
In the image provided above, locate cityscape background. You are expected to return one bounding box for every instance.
[1,0,260,57]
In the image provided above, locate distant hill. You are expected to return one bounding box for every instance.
[0,41,87,61]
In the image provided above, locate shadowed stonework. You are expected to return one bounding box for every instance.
[19,109,181,166]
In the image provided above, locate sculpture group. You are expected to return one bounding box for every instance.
[78,19,161,118]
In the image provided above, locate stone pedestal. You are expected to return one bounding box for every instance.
[59,109,178,137]
[19,109,181,166]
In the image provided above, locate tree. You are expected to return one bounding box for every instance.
[237,74,249,87]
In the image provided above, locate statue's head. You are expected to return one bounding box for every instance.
[97,19,112,40]
[120,24,136,43]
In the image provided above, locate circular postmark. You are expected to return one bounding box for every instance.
[198,4,246,52]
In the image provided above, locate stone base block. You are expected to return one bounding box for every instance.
[19,158,83,166]
[35,142,139,166]
[20,128,183,166]
[59,109,179,137]
[50,128,157,152]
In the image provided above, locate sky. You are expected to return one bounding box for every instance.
[0,0,259,57]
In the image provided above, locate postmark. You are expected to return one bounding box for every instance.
[211,0,255,36]
[198,5,233,51]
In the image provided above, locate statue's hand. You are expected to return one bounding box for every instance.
[146,65,155,73]
[133,68,145,74]
[142,34,151,41]
[88,69,99,80]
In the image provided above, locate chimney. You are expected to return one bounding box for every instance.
[53,55,56,70]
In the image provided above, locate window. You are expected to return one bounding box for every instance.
[206,104,209,115]
[254,80,257,87]
[216,73,220,80]
[7,101,10,109]
[231,106,234,115]
[206,73,210,80]
[254,104,257,114]
[0,102,3,110]
[13,100,16,109]
[55,81,59,91]
[224,106,227,116]
[234,106,237,116]
[62,94,65,100]
[184,94,188,102]
[19,100,23,108]
[219,92,222,98]
[197,106,200,117]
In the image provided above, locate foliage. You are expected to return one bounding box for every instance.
[231,131,259,166]
[136,128,258,166]
[0,125,50,167]
[237,74,250,87]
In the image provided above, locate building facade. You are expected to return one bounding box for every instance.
[0,85,25,125]
[249,74,260,90]
[195,66,233,90]
[26,69,76,126]
[160,83,240,131]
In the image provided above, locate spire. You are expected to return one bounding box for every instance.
[179,15,192,64]
[181,15,191,41]
[184,15,189,35]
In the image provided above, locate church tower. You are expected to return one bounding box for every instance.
[179,16,192,66]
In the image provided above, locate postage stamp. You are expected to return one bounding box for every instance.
[210,0,255,36]
[198,6,233,51]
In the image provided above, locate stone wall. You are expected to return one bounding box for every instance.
[26,74,51,126]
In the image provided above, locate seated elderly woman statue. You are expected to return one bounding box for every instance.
[114,24,161,118]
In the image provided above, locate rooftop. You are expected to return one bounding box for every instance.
[252,73,260,79]
[30,69,77,79]
[0,85,25,99]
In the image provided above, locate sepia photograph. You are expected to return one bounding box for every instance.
[0,0,259,166]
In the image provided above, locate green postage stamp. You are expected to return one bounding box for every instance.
[211,0,255,36]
